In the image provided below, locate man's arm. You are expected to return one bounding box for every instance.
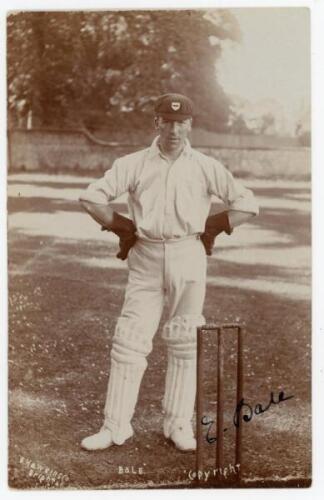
[79,158,137,260]
[207,159,259,218]
[79,156,135,223]
[200,207,257,257]
[200,160,259,255]
[79,199,137,261]
[79,200,114,228]
[228,210,255,230]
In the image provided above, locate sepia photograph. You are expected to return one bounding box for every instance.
[6,3,312,490]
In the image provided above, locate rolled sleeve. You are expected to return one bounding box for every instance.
[79,158,133,205]
[208,160,259,215]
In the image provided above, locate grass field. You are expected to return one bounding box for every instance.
[7,173,311,489]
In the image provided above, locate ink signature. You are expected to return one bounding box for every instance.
[202,390,294,444]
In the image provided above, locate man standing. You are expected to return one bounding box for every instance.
[79,93,258,452]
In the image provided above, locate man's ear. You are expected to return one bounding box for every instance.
[154,116,160,130]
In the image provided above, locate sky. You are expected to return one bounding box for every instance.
[218,8,311,134]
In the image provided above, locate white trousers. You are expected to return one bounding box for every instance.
[103,235,207,443]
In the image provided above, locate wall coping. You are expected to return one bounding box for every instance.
[7,127,305,151]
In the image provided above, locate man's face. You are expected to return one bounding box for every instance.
[155,116,192,152]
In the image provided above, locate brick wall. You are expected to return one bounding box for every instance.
[8,128,310,179]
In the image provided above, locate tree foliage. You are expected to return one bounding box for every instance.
[7,10,240,133]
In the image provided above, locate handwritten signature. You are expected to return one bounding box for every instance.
[202,390,294,444]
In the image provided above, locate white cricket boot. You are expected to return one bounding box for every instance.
[81,427,114,451]
[169,420,197,451]
[81,424,134,451]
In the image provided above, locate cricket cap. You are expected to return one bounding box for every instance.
[154,93,194,120]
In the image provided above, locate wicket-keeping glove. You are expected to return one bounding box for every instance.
[200,211,232,256]
[101,211,137,260]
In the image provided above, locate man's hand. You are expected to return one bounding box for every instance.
[101,212,137,260]
[79,199,137,260]
[200,211,232,256]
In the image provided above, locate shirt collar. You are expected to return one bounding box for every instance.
[147,135,192,160]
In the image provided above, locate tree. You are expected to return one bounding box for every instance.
[258,113,276,135]
[7,10,240,132]
[228,112,254,135]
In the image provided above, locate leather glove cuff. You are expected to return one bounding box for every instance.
[204,211,232,236]
[200,211,232,256]
[101,211,137,261]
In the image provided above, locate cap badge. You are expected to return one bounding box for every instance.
[171,102,181,111]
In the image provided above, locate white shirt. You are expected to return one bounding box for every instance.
[80,136,259,240]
